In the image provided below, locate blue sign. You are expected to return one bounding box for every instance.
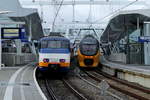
[1,27,28,42]
[20,28,29,42]
[138,36,150,42]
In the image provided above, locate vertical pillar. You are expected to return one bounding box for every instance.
[125,16,130,64]
[15,39,22,55]
[0,25,2,70]
[29,18,32,42]
[137,17,140,29]
[144,22,150,65]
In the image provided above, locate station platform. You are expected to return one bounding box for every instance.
[0,63,46,100]
[100,56,150,88]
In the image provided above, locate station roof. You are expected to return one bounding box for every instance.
[112,9,150,18]
[0,0,36,17]
[0,0,44,40]
[101,9,150,43]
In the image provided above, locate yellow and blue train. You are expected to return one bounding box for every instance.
[38,35,71,73]
[77,35,100,68]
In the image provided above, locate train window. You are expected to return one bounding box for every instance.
[41,41,47,48]
[47,40,69,49]
[40,40,69,49]
[82,44,97,50]
[48,40,61,48]
[80,44,98,56]
[61,41,70,49]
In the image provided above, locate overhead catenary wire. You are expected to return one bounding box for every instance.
[52,0,65,32]
[92,0,138,24]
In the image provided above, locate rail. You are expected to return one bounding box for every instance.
[77,75,123,100]
[45,79,58,100]
[84,70,150,100]
[62,78,88,100]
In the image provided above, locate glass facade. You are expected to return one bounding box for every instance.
[101,14,150,65]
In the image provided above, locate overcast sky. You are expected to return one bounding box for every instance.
[19,0,150,29]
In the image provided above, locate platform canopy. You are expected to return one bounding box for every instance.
[0,0,44,40]
[101,9,150,43]
[0,0,37,17]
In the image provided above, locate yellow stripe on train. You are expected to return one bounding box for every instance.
[38,62,70,67]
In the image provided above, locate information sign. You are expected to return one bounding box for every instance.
[138,36,150,42]
[1,27,28,42]
[1,27,21,39]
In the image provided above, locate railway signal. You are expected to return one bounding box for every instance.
[99,80,110,96]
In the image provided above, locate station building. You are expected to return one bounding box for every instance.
[0,0,43,66]
[101,9,150,65]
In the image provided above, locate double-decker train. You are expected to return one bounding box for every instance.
[38,34,71,73]
[77,35,100,68]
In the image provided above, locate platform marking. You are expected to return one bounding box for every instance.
[33,67,47,100]
[3,64,29,100]
[20,66,30,100]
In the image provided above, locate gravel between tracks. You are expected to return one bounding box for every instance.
[68,76,119,100]
[80,72,138,100]
[48,79,79,100]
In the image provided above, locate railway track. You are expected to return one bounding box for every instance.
[95,69,150,94]
[83,69,150,100]
[45,79,58,100]
[36,66,88,100]
[62,78,88,100]
[77,74,123,100]
[44,78,88,100]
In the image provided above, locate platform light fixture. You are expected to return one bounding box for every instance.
[0,11,14,14]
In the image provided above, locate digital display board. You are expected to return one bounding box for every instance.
[1,28,21,39]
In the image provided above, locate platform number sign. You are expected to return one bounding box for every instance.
[1,27,22,39]
[138,36,150,42]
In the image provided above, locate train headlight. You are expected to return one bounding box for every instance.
[43,58,49,63]
[59,59,65,63]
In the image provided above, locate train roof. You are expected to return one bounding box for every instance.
[80,35,99,44]
[83,35,96,39]
[40,36,69,42]
[49,32,64,36]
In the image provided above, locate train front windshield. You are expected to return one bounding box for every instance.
[41,40,69,49]
[80,44,98,56]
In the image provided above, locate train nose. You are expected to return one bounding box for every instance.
[48,64,60,70]
[84,59,94,66]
